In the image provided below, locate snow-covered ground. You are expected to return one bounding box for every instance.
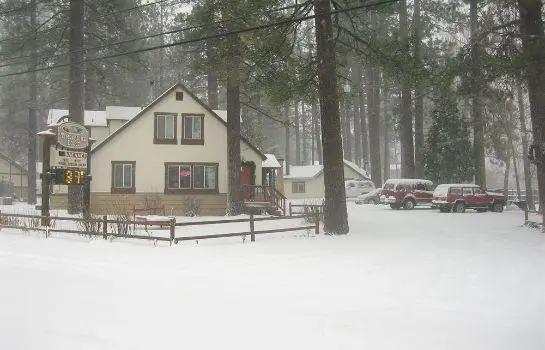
[1,203,544,350]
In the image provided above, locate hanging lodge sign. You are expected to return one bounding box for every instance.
[50,121,90,185]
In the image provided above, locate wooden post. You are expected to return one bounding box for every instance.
[41,137,51,226]
[250,213,255,242]
[315,212,320,235]
[283,198,286,216]
[169,218,175,245]
[542,209,545,233]
[289,202,292,216]
[102,215,107,240]
[525,206,529,223]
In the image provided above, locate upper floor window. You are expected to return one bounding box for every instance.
[181,114,204,145]
[154,112,177,144]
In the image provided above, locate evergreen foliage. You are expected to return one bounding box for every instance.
[424,90,475,184]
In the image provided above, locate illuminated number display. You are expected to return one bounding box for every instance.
[55,169,86,185]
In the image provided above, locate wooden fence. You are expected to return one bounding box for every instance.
[288,202,324,217]
[0,210,320,246]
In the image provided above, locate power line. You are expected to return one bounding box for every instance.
[0,0,181,45]
[0,2,304,69]
[0,0,399,79]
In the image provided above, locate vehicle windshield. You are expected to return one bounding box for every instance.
[433,185,450,197]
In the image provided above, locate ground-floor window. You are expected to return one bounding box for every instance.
[165,163,218,193]
[111,161,136,194]
[292,181,306,194]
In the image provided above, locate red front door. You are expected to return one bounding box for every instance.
[241,165,253,200]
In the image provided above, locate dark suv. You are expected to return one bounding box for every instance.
[432,184,505,213]
[380,179,435,210]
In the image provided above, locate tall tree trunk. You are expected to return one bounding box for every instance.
[285,107,291,174]
[503,157,511,199]
[301,104,308,165]
[314,0,348,234]
[399,0,415,178]
[511,142,522,199]
[367,64,382,187]
[68,0,85,214]
[226,25,243,215]
[518,0,545,210]
[413,0,424,178]
[383,85,391,182]
[312,103,322,164]
[206,9,219,109]
[351,58,362,167]
[27,0,38,205]
[343,98,352,161]
[359,79,369,170]
[471,0,486,188]
[517,83,534,209]
[295,102,301,165]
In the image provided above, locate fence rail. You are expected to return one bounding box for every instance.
[289,203,325,216]
[0,210,320,245]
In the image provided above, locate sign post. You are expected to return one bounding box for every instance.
[38,120,91,221]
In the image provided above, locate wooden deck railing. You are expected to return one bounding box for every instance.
[243,185,286,215]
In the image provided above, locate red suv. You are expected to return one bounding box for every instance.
[432,184,505,213]
[380,179,435,210]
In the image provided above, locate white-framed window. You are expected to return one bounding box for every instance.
[167,164,192,189]
[193,164,217,189]
[182,114,204,144]
[111,161,135,193]
[154,113,177,143]
[165,163,218,193]
[292,181,306,194]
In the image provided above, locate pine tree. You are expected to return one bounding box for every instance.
[424,91,474,184]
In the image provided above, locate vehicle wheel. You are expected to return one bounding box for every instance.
[403,199,416,210]
[439,206,450,213]
[453,202,465,213]
[492,201,504,213]
[390,203,401,210]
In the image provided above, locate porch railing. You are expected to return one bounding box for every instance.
[243,185,286,216]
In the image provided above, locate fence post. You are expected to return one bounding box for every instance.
[0,209,2,231]
[250,213,255,242]
[289,202,292,216]
[314,212,320,235]
[524,206,529,223]
[169,218,175,246]
[102,215,108,240]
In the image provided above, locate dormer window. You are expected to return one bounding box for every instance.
[154,112,177,144]
[181,113,204,145]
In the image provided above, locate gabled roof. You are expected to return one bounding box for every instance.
[91,83,266,161]
[48,109,108,127]
[263,154,281,168]
[0,152,27,174]
[284,160,372,180]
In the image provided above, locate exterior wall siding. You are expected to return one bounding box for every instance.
[51,193,228,216]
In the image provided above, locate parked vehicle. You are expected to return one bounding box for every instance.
[355,187,382,205]
[431,184,506,213]
[380,178,435,210]
[345,179,376,199]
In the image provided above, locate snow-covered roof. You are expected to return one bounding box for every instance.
[47,106,141,127]
[343,159,371,180]
[105,106,143,120]
[212,109,243,123]
[384,178,434,185]
[262,154,281,168]
[284,164,323,179]
[47,109,108,127]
